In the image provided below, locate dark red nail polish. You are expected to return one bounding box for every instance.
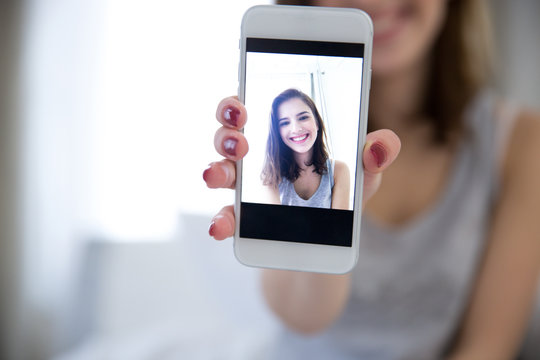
[202,166,211,182]
[223,138,237,156]
[224,106,240,127]
[370,142,387,168]
[209,221,216,237]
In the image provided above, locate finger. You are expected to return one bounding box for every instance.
[214,126,249,161]
[362,172,382,207]
[363,129,401,173]
[216,96,247,129]
[209,205,235,240]
[362,129,401,205]
[202,159,236,189]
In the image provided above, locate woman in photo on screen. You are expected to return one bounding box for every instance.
[204,0,540,358]
[261,88,350,210]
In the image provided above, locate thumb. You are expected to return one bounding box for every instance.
[362,129,401,206]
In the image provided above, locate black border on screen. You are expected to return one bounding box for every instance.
[240,38,364,247]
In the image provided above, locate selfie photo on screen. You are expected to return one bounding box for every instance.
[239,37,366,246]
[242,48,363,212]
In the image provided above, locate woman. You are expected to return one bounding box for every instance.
[261,88,350,209]
[204,0,540,358]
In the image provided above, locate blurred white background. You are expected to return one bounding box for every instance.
[1,0,539,359]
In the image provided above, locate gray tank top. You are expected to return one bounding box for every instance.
[279,159,334,208]
[271,92,515,360]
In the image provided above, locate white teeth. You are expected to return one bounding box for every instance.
[291,134,308,142]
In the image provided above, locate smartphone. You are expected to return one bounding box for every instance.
[234,5,373,274]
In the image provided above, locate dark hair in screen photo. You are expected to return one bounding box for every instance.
[261,88,330,188]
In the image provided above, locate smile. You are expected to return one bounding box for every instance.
[290,134,309,143]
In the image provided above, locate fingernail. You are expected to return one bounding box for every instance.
[223,106,240,127]
[223,138,237,156]
[370,141,387,168]
[209,221,216,237]
[202,165,211,182]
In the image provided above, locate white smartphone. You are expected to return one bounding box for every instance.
[234,5,373,274]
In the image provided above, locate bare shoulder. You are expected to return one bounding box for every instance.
[333,160,350,173]
[331,160,351,209]
[453,108,540,359]
[333,160,350,183]
[503,109,540,187]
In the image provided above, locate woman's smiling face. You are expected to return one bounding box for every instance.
[312,0,448,76]
[277,97,319,155]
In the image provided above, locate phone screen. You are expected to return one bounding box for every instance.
[240,38,365,247]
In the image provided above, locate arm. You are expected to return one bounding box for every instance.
[207,97,401,331]
[261,269,351,334]
[261,161,351,334]
[260,142,399,335]
[448,111,540,360]
[331,160,351,210]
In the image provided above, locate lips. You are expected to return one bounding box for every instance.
[290,134,309,143]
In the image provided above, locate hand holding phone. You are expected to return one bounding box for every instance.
[204,5,401,274]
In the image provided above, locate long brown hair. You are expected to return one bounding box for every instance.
[261,89,329,187]
[276,0,494,143]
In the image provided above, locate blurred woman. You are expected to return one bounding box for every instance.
[204,0,540,358]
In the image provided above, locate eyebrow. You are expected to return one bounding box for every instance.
[279,111,310,122]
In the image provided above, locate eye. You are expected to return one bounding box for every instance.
[298,115,310,121]
[279,120,289,127]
